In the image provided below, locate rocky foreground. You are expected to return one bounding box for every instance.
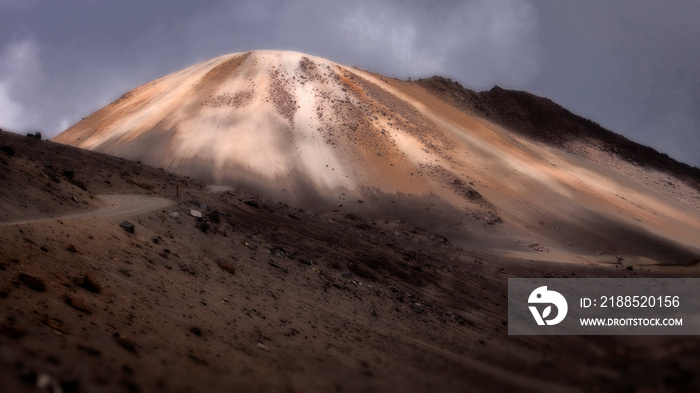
[2,131,700,392]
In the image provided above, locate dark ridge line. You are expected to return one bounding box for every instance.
[416,76,700,191]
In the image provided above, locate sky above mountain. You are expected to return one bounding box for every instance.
[1,0,698,167]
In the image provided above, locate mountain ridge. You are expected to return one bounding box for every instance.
[417,76,700,190]
[52,50,700,267]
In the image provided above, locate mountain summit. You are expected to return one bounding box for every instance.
[54,50,700,266]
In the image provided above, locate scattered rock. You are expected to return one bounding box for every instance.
[218,261,236,275]
[411,304,424,314]
[54,273,72,287]
[268,246,285,258]
[113,333,137,353]
[257,342,270,351]
[43,318,71,334]
[207,210,221,223]
[196,221,209,233]
[0,145,14,156]
[189,327,202,336]
[64,244,78,253]
[70,179,88,191]
[65,294,91,314]
[190,209,203,218]
[244,200,259,209]
[120,221,135,234]
[75,272,102,293]
[59,169,74,179]
[168,211,181,222]
[18,273,46,292]
[527,243,550,253]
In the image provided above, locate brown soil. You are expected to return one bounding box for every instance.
[2,131,700,393]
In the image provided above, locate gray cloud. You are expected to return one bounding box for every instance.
[530,1,700,167]
[0,0,697,167]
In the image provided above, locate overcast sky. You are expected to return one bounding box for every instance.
[1,0,698,167]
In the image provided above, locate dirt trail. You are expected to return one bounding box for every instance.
[0,194,174,226]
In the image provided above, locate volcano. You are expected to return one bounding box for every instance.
[3,50,700,392]
[54,50,700,266]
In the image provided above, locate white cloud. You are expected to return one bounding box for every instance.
[0,82,23,128]
[0,39,43,131]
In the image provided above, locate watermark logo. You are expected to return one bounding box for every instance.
[528,286,568,326]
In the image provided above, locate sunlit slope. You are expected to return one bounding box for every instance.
[54,50,700,265]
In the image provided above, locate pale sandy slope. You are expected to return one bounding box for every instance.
[54,50,700,266]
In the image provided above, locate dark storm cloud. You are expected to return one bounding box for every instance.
[0,0,697,167]
[529,1,700,167]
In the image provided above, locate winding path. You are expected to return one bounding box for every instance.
[0,194,175,226]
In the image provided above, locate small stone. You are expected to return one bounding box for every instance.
[54,273,72,287]
[257,342,269,351]
[168,211,180,221]
[196,221,209,233]
[60,169,74,179]
[65,294,91,314]
[120,221,134,234]
[190,210,203,218]
[65,244,78,253]
[244,200,259,209]
[218,262,236,275]
[37,373,53,389]
[75,272,101,293]
[114,333,137,353]
[189,327,202,336]
[207,210,220,223]
[18,273,46,292]
[411,304,424,314]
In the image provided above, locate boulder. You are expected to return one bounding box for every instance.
[75,272,102,293]
[18,273,46,292]
[207,210,221,223]
[120,221,135,234]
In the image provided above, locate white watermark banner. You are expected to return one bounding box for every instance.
[508,278,700,335]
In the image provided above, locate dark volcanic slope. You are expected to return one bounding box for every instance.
[2,131,700,392]
[417,76,700,190]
